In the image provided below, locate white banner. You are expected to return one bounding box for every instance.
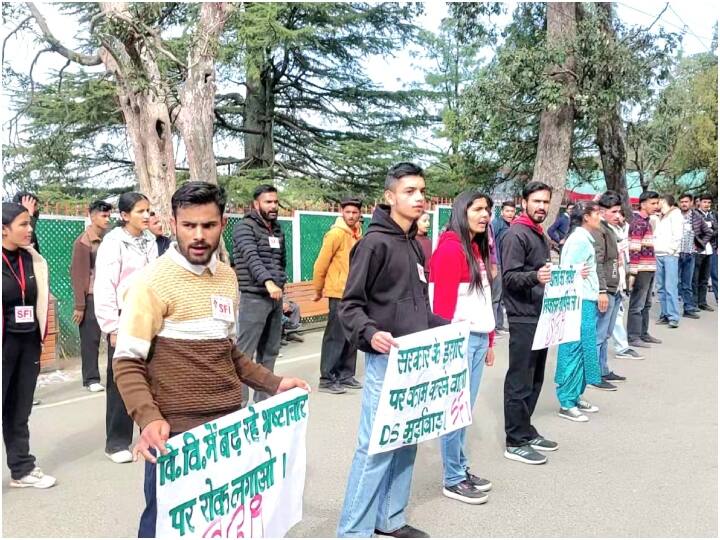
[531,264,583,350]
[156,388,309,538]
[368,322,472,455]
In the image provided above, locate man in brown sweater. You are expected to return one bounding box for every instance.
[113,182,310,537]
[69,200,112,392]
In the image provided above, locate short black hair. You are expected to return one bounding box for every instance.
[569,200,600,229]
[2,202,28,226]
[171,181,226,216]
[639,190,659,204]
[598,190,623,209]
[661,194,676,207]
[678,192,694,202]
[253,184,277,201]
[522,181,552,200]
[501,200,515,209]
[699,193,714,202]
[385,162,424,190]
[89,200,112,214]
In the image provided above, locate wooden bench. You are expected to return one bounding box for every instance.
[284,281,329,323]
[40,295,59,371]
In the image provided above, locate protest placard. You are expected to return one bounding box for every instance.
[155,388,309,538]
[531,264,583,350]
[368,322,471,455]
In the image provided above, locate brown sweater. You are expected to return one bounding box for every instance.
[113,246,282,433]
[69,226,103,310]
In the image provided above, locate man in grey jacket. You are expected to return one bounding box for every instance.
[592,191,627,391]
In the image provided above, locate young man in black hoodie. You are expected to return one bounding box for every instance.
[501,181,558,465]
[337,163,447,538]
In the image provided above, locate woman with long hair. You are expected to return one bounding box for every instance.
[94,192,158,463]
[429,190,496,505]
[2,202,55,488]
[555,201,603,423]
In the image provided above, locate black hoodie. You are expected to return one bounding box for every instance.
[339,205,448,353]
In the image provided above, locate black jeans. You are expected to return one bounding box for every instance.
[2,331,41,479]
[693,253,712,307]
[627,271,655,341]
[504,321,547,447]
[80,294,101,386]
[106,336,134,453]
[320,298,358,385]
[236,292,283,406]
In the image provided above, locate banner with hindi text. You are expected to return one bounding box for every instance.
[531,264,583,350]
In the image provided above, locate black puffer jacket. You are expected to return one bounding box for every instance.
[232,211,287,295]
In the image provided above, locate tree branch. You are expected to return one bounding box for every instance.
[2,15,32,66]
[26,3,103,66]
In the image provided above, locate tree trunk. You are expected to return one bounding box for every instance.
[596,3,633,219]
[532,2,577,229]
[244,61,275,169]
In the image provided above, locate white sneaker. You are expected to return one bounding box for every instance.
[105,450,133,464]
[9,467,56,489]
[558,407,589,422]
[87,383,105,393]
[577,399,599,413]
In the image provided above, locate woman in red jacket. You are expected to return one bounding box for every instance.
[429,190,495,505]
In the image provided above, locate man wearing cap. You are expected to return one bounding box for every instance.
[312,198,364,394]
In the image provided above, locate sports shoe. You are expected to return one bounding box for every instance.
[577,399,599,413]
[86,383,105,393]
[683,311,700,319]
[527,436,559,452]
[374,525,430,538]
[616,349,644,359]
[495,327,509,335]
[590,380,617,391]
[668,320,679,328]
[504,445,547,464]
[627,339,651,349]
[32,398,41,406]
[318,382,346,394]
[558,407,589,422]
[640,335,662,344]
[603,371,626,382]
[442,480,489,505]
[105,450,133,464]
[655,316,669,325]
[699,304,715,312]
[465,470,492,491]
[339,377,363,389]
[285,332,305,343]
[9,467,56,489]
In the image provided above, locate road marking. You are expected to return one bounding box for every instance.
[35,352,321,409]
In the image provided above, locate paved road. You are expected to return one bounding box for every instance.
[3,301,717,537]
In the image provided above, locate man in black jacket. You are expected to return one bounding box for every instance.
[692,193,718,312]
[501,181,557,465]
[233,184,287,406]
[337,163,446,538]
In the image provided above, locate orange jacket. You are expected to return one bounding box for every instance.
[312,217,362,298]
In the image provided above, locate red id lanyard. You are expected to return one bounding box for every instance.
[2,252,26,304]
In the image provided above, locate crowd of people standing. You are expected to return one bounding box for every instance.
[1,166,717,538]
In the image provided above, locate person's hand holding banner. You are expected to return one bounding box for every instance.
[580,263,591,279]
[371,331,398,354]
[537,263,552,284]
[277,377,312,394]
[133,418,171,463]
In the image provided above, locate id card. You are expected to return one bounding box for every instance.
[268,236,281,249]
[14,306,34,324]
[417,263,427,283]
[211,296,235,322]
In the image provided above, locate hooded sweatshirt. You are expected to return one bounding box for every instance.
[312,216,362,298]
[501,215,551,322]
[429,231,495,344]
[339,205,448,353]
[93,226,158,335]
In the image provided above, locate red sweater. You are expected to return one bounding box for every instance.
[429,231,495,347]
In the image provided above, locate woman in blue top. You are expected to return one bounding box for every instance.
[555,201,605,422]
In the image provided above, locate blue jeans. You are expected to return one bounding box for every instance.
[440,333,488,487]
[612,298,631,354]
[656,255,680,322]
[337,353,418,537]
[596,291,622,377]
[678,253,697,312]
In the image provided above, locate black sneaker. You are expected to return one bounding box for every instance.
[527,436,559,452]
[504,445,547,464]
[699,304,715,312]
[465,470,492,491]
[339,377,363,389]
[683,311,700,319]
[604,371,626,382]
[374,525,430,538]
[628,339,651,349]
[590,380,617,391]
[318,382,346,394]
[641,335,662,344]
[285,332,305,343]
[656,316,669,325]
[442,480,489,505]
[615,348,644,359]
